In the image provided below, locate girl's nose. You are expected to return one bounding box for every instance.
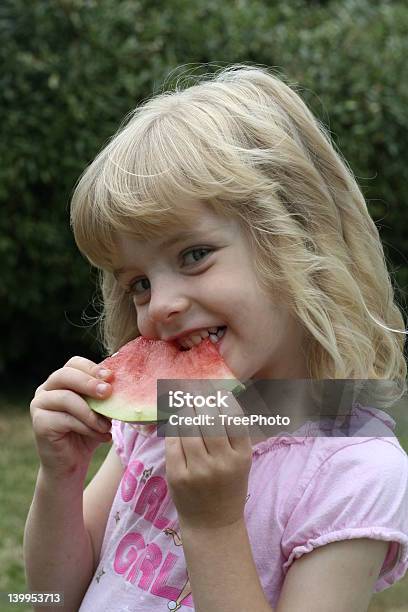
[148,287,190,324]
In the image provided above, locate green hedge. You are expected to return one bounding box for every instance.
[2,0,407,386]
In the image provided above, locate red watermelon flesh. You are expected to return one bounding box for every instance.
[86,336,245,423]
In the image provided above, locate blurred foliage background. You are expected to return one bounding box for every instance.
[2,0,408,391]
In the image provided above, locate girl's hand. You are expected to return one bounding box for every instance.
[164,385,253,530]
[29,356,114,479]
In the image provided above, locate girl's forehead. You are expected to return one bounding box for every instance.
[111,206,243,272]
[115,211,237,251]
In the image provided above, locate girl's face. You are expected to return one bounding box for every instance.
[113,203,309,382]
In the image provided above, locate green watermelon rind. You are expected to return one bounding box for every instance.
[87,397,162,423]
[87,378,246,424]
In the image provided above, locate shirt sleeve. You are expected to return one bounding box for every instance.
[110,419,140,468]
[281,437,408,592]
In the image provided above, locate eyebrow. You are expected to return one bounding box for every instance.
[113,229,209,279]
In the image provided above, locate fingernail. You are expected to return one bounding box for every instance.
[96,382,110,396]
[97,369,111,379]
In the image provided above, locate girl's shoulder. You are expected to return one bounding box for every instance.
[304,401,407,479]
[252,401,404,463]
[308,435,407,485]
[256,430,407,491]
[250,402,408,511]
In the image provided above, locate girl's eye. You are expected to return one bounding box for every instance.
[125,278,150,297]
[124,247,212,297]
[182,247,212,265]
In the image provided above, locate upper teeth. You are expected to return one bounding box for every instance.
[178,327,226,349]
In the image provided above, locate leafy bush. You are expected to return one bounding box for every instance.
[2,0,407,386]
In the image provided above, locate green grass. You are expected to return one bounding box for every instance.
[1,393,407,611]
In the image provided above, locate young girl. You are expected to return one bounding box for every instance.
[24,64,408,611]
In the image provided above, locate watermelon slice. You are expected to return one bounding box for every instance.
[86,336,245,423]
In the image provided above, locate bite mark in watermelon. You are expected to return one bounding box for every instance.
[86,336,245,423]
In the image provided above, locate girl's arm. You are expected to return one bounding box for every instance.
[25,356,114,612]
[24,444,123,612]
[179,518,273,612]
[275,537,388,611]
[23,466,94,612]
[180,523,388,612]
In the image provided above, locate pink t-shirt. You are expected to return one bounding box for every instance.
[79,404,408,611]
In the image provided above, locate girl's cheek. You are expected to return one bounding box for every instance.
[134,306,149,335]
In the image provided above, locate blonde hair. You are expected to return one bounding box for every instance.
[70,63,407,407]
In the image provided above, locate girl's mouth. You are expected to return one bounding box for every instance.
[178,326,227,351]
